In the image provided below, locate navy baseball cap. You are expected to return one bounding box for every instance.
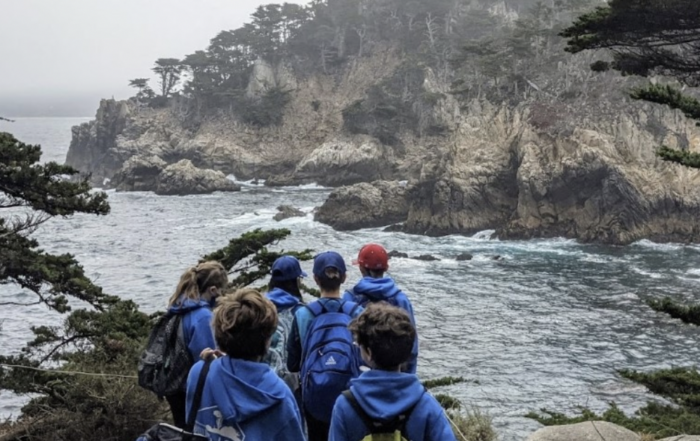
[271,256,307,282]
[313,251,347,279]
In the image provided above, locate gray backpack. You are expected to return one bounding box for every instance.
[138,313,193,397]
[263,306,299,391]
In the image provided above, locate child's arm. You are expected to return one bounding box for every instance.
[286,314,302,372]
[427,401,457,441]
[329,398,351,441]
[187,312,217,362]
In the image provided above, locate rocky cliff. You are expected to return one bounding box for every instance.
[65,1,700,243]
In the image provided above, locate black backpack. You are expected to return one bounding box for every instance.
[138,313,193,397]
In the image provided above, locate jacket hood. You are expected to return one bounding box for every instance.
[349,370,424,420]
[168,298,212,314]
[207,357,288,423]
[353,277,401,301]
[266,288,302,312]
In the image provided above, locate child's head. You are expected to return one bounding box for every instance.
[169,261,228,306]
[349,302,415,371]
[268,255,307,299]
[213,288,278,361]
[353,243,389,278]
[313,251,347,293]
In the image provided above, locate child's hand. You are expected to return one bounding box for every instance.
[200,348,225,361]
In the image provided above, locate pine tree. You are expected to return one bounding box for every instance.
[561,0,700,168]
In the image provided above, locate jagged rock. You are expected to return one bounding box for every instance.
[388,251,409,259]
[292,136,399,187]
[658,437,700,441]
[491,255,502,261]
[525,421,640,441]
[414,255,440,261]
[66,99,131,185]
[274,205,305,222]
[154,160,240,196]
[405,100,700,245]
[456,253,473,261]
[112,155,166,192]
[315,181,408,230]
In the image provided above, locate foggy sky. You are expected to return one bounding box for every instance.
[0,0,305,116]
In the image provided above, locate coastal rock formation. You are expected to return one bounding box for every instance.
[314,181,408,231]
[112,155,166,192]
[274,205,305,222]
[525,421,640,441]
[155,160,240,196]
[404,100,700,245]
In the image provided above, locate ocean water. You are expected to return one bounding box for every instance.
[2,118,700,440]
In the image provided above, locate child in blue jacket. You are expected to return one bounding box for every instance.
[186,288,305,441]
[166,261,228,428]
[330,303,455,441]
[344,243,419,374]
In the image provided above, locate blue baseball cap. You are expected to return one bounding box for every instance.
[271,256,307,282]
[313,251,347,279]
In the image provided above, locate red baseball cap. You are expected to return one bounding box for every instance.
[352,244,389,271]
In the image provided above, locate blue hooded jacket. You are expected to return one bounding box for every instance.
[266,287,302,312]
[168,298,216,361]
[343,277,419,374]
[330,370,455,441]
[186,357,305,441]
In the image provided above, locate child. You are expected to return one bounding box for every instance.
[264,255,307,392]
[186,289,305,441]
[287,251,364,441]
[165,261,228,428]
[344,243,419,374]
[330,303,455,441]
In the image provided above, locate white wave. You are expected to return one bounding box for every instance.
[471,230,496,240]
[631,239,687,252]
[226,174,266,187]
[631,266,665,279]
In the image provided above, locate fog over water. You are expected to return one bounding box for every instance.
[2,118,700,440]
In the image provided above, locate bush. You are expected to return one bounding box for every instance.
[239,87,292,127]
[449,408,497,441]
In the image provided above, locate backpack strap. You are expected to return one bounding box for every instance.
[342,389,424,436]
[305,301,326,317]
[341,301,361,317]
[185,359,213,433]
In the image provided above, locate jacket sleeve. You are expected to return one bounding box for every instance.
[286,313,302,373]
[329,398,351,441]
[187,311,216,360]
[273,410,307,441]
[184,361,204,422]
[427,399,457,441]
[401,297,419,374]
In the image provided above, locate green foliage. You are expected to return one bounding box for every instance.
[423,376,469,389]
[202,227,313,289]
[562,0,700,168]
[435,393,462,410]
[152,58,182,98]
[0,133,111,313]
[448,408,497,441]
[239,87,293,127]
[647,298,700,326]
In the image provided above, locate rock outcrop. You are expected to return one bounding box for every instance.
[404,100,700,245]
[112,155,166,192]
[154,160,240,196]
[315,181,408,230]
[525,421,640,441]
[274,205,305,222]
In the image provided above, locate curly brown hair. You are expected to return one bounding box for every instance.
[213,288,278,360]
[348,302,416,370]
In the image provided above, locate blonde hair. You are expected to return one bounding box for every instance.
[213,288,278,360]
[168,261,228,307]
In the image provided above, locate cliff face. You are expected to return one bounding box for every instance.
[404,98,700,244]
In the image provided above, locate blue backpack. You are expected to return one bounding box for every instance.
[301,300,363,423]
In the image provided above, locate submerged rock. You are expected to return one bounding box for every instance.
[414,254,440,262]
[315,181,408,230]
[274,205,305,222]
[388,250,409,259]
[455,253,473,261]
[525,421,640,441]
[155,160,240,196]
